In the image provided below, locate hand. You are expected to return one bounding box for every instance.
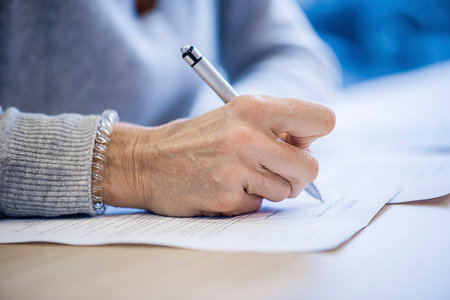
[102,95,335,217]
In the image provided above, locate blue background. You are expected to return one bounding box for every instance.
[298,0,450,84]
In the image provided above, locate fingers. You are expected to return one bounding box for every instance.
[217,119,320,199]
[212,164,297,215]
[243,166,292,202]
[188,94,333,217]
[255,138,320,197]
[207,142,316,216]
[229,95,336,146]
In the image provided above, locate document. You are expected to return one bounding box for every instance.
[313,61,450,204]
[385,155,450,203]
[0,159,399,253]
[318,154,450,204]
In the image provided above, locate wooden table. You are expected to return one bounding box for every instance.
[1,195,448,300]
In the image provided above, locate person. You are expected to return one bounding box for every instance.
[0,0,339,217]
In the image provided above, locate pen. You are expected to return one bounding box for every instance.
[180,45,323,203]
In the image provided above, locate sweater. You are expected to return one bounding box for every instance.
[0,0,340,217]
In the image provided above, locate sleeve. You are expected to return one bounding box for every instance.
[219,0,341,101]
[0,107,100,217]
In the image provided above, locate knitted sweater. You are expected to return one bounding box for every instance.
[0,0,340,217]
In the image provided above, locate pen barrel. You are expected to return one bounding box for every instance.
[193,58,238,103]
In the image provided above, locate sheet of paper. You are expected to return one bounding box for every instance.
[0,159,399,252]
[320,155,450,204]
[312,61,450,203]
[386,155,450,203]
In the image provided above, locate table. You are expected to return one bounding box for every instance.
[1,195,449,300]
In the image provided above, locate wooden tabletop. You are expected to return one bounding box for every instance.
[1,195,449,300]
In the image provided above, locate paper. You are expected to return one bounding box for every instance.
[319,155,450,204]
[386,155,450,203]
[312,61,450,203]
[0,159,399,252]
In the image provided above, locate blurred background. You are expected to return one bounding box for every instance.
[297,0,450,85]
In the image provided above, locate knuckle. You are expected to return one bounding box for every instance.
[214,163,242,186]
[229,94,248,107]
[229,95,261,119]
[221,124,255,151]
[233,124,254,142]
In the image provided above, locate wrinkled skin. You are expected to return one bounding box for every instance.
[102,95,336,217]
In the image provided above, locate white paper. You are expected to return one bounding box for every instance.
[313,61,450,203]
[0,159,399,252]
[319,155,450,204]
[386,156,450,203]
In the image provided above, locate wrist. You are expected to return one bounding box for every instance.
[101,122,151,210]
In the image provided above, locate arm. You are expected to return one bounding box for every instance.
[219,0,341,101]
[0,107,99,217]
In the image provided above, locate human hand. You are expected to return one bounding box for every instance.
[102,95,335,217]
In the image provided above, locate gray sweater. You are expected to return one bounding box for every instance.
[0,0,340,217]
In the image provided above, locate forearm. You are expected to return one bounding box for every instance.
[0,107,100,217]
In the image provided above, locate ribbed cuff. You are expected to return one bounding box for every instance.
[0,108,100,217]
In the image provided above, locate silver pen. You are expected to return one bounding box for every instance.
[180,45,323,203]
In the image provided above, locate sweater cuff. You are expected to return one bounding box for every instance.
[0,108,100,217]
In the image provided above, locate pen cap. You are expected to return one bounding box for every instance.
[181,45,202,67]
[181,45,238,103]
